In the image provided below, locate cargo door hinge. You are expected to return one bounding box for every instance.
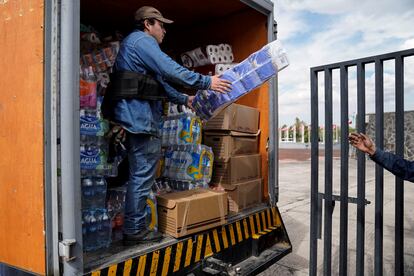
[59,239,77,262]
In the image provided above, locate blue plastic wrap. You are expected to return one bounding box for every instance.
[193,40,289,120]
[220,70,246,100]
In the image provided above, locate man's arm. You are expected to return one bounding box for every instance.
[349,133,414,182]
[134,36,211,90]
[156,76,188,105]
[370,149,414,182]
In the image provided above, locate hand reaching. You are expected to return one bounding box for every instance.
[186,95,195,111]
[210,75,232,93]
[348,133,376,155]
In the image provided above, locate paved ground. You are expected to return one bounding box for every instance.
[259,150,414,275]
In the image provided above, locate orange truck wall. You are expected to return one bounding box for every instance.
[0,1,46,274]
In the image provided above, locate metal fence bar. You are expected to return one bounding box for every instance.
[323,69,333,276]
[311,49,414,72]
[356,62,366,276]
[374,59,384,276]
[310,69,319,276]
[395,55,404,276]
[339,65,349,276]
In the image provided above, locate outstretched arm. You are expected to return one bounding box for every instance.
[349,132,414,182]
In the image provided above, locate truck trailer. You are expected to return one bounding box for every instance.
[0,0,291,275]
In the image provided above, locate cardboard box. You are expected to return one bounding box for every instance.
[157,189,228,238]
[220,178,262,213]
[204,103,259,134]
[204,131,260,161]
[212,154,261,184]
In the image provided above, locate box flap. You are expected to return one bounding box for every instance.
[157,196,178,209]
[220,184,237,191]
[204,130,261,137]
[230,129,260,137]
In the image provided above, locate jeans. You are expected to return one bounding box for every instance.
[123,133,161,235]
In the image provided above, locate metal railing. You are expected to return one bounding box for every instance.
[309,48,414,276]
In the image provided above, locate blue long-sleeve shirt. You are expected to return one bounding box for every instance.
[370,149,414,182]
[112,30,211,136]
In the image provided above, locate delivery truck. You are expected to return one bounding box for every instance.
[0,0,292,275]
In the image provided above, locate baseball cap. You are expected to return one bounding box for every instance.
[134,6,174,24]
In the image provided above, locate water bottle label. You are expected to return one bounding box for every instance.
[80,114,109,136]
[80,79,97,109]
[80,147,108,170]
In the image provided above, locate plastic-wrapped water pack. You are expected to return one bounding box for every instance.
[163,145,214,184]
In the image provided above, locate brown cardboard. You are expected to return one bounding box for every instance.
[204,130,260,161]
[220,178,262,213]
[212,154,261,184]
[204,104,259,134]
[157,189,228,238]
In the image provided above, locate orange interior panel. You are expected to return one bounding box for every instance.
[227,11,270,201]
[0,1,45,274]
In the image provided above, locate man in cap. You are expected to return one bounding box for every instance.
[105,6,231,245]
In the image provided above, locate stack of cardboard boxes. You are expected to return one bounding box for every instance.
[156,103,262,238]
[204,103,263,213]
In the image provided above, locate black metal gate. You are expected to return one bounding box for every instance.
[310,48,414,276]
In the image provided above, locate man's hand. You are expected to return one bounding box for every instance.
[348,133,376,156]
[186,95,195,111]
[210,75,232,93]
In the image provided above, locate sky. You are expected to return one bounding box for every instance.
[271,0,414,127]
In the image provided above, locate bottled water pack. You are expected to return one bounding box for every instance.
[161,113,202,147]
[82,208,111,252]
[163,144,214,184]
[81,177,107,209]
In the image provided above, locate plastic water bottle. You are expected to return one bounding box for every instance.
[101,211,111,248]
[168,117,177,145]
[163,150,172,178]
[201,146,214,184]
[83,211,98,251]
[94,178,107,208]
[145,191,158,231]
[94,209,103,247]
[95,209,111,249]
[82,178,95,208]
[176,115,185,145]
[80,66,96,110]
[162,119,171,146]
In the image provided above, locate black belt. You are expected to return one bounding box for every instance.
[102,70,166,120]
[108,71,167,101]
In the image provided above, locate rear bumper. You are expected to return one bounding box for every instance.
[85,205,291,276]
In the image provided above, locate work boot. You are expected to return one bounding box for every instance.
[123,229,163,246]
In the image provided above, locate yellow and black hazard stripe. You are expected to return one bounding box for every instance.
[87,207,283,276]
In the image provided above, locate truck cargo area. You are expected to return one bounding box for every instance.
[79,0,290,274]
